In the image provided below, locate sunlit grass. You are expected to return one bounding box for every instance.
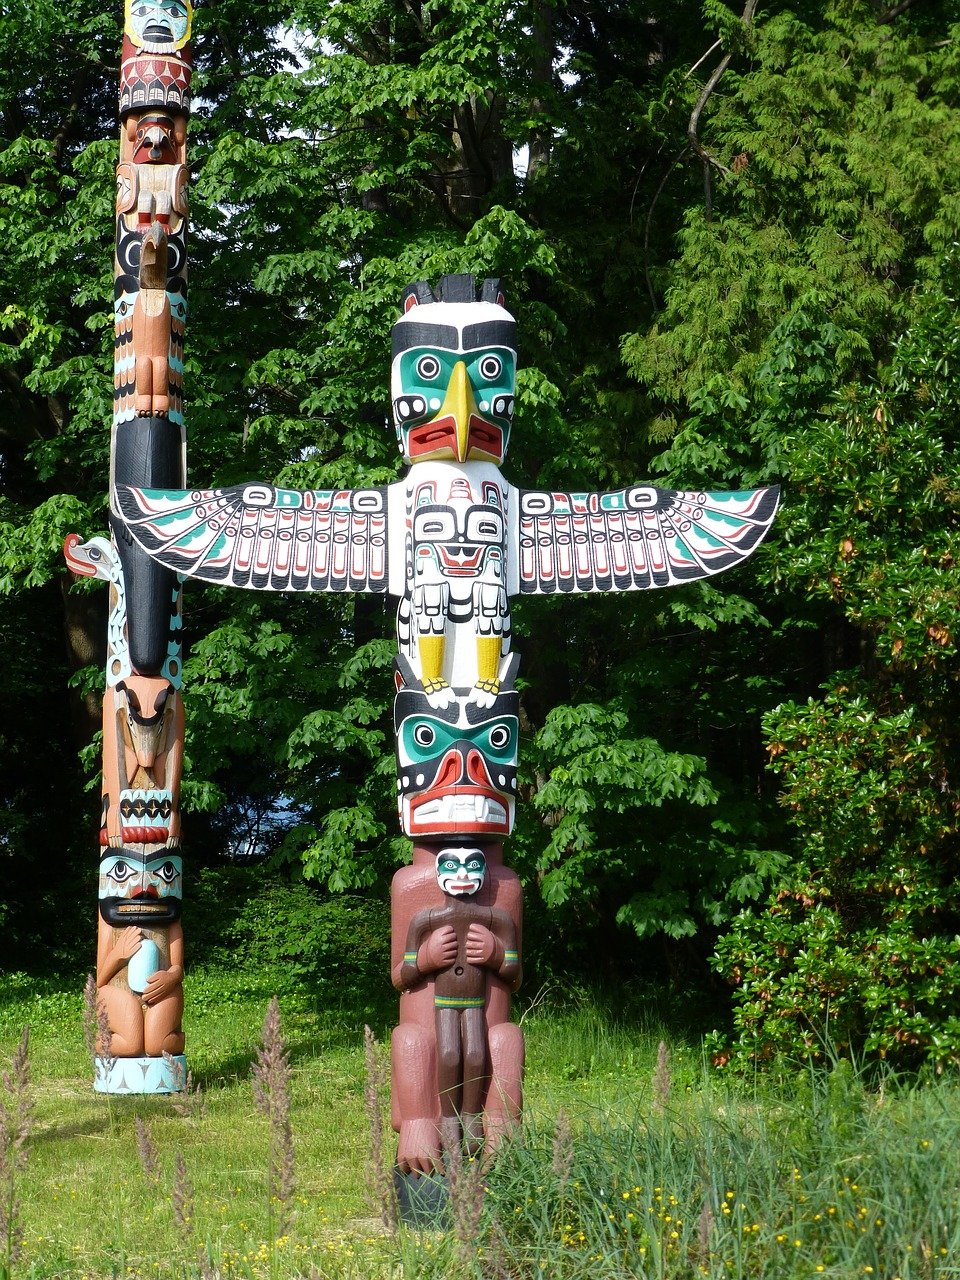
[2,968,960,1277]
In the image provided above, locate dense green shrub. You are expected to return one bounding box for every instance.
[709,282,960,1068]
[188,868,389,1010]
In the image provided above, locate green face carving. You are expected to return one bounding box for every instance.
[397,347,515,418]
[436,849,486,897]
[125,0,191,50]
[400,715,515,768]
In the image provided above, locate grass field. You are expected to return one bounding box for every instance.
[1,962,960,1279]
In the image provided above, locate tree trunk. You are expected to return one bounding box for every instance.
[61,575,105,748]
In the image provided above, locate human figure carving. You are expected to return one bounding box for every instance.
[96,847,185,1058]
[391,841,523,1174]
[96,920,184,1057]
[398,848,519,1163]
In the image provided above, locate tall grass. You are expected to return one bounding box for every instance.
[0,1029,30,1280]
[1,973,959,1277]
[485,1058,960,1279]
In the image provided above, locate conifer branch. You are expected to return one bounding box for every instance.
[878,0,920,23]
[687,0,758,215]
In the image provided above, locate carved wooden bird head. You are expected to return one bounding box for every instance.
[391,274,517,467]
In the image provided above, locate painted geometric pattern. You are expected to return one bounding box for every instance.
[516,485,780,594]
[94,1053,187,1095]
[119,790,173,824]
[113,483,390,592]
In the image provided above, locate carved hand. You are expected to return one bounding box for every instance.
[420,925,458,972]
[465,922,498,967]
[141,965,183,1006]
[117,926,144,961]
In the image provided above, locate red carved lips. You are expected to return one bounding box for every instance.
[406,417,504,463]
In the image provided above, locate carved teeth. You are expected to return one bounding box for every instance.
[413,796,506,823]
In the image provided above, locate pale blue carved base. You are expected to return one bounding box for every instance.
[93,1054,187,1094]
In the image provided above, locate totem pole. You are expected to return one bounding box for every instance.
[64,0,191,1093]
[113,274,779,1158]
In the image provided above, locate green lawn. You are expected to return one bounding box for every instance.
[2,966,960,1279]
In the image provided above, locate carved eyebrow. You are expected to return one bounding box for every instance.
[392,323,460,357]
[462,321,516,351]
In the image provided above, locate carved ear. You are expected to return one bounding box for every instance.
[400,281,436,312]
[393,653,422,692]
[481,277,505,307]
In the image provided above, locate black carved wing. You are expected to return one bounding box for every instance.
[515,485,780,594]
[113,483,390,593]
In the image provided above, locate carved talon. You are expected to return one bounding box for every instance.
[423,677,455,709]
[470,679,499,708]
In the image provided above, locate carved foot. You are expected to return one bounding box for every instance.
[423,679,455,709]
[478,1110,516,1166]
[397,1118,442,1176]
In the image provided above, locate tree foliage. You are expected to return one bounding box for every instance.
[4,0,960,1065]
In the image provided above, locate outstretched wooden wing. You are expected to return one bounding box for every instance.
[514,485,780,594]
[113,483,390,593]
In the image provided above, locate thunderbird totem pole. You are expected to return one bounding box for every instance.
[64,0,191,1093]
[113,271,779,1162]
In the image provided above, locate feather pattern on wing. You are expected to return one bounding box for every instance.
[113,483,390,592]
[515,485,780,594]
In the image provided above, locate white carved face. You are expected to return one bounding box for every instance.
[435,848,486,897]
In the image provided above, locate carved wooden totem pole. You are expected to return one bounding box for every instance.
[114,272,779,1161]
[65,0,191,1093]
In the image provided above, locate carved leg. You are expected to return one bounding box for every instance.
[391,1022,442,1175]
[412,583,452,706]
[472,582,508,704]
[149,356,170,415]
[435,1006,462,1118]
[483,1021,524,1160]
[143,991,184,1056]
[460,1006,489,1155]
[99,986,145,1057]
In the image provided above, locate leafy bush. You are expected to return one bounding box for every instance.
[711,690,960,1069]
[189,868,389,1011]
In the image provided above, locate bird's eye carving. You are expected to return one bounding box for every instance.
[478,355,502,380]
[416,354,441,380]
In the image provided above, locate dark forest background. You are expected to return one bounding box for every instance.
[4,0,960,1066]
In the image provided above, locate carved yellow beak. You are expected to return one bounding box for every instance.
[438,359,478,462]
